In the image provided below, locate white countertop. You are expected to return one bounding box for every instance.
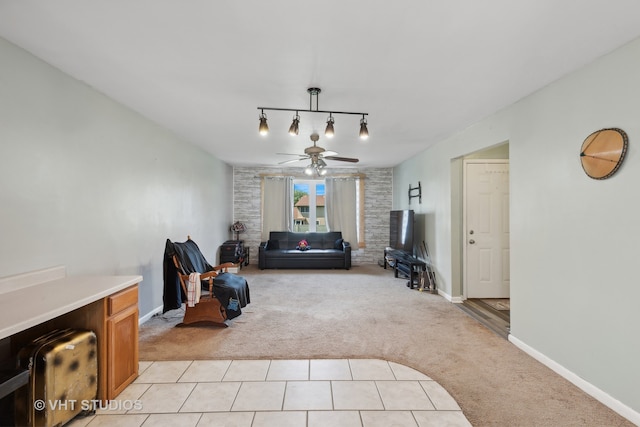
[0,274,142,340]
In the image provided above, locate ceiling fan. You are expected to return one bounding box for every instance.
[277,133,359,166]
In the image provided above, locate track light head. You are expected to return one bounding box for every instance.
[258,110,269,135]
[288,113,300,136]
[359,115,369,140]
[325,114,335,138]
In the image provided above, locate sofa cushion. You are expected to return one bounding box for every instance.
[268,231,292,249]
[334,238,344,249]
[267,239,279,249]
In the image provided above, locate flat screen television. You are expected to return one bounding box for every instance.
[389,210,414,253]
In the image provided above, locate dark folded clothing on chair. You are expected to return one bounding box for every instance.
[211,272,250,320]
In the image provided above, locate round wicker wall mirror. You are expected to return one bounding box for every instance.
[579,128,628,179]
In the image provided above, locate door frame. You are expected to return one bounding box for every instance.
[462,159,510,300]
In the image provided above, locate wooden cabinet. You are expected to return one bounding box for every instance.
[3,271,142,404]
[106,285,139,399]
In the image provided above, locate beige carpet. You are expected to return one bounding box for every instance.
[139,265,632,427]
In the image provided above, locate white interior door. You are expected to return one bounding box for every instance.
[464,161,510,298]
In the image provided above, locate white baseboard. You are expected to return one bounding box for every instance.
[509,335,640,426]
[139,305,163,325]
[437,288,463,303]
[449,295,464,304]
[437,289,451,301]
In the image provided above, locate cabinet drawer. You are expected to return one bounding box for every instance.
[108,285,138,316]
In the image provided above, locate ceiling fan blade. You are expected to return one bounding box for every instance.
[278,157,307,165]
[322,150,338,156]
[324,156,360,163]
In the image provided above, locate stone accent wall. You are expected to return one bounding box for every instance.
[359,168,393,264]
[232,167,393,266]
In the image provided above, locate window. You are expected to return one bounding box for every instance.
[293,180,326,232]
[281,174,364,248]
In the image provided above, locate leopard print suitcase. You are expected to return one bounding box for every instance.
[15,329,98,427]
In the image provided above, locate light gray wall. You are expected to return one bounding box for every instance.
[232,167,393,266]
[0,37,234,318]
[393,38,640,419]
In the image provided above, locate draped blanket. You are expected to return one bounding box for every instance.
[163,238,250,319]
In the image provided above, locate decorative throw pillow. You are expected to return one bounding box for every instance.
[334,238,344,249]
[267,239,279,249]
[297,239,310,251]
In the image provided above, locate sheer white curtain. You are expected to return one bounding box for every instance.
[261,176,292,241]
[325,177,358,246]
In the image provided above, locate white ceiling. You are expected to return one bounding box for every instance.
[2,1,640,169]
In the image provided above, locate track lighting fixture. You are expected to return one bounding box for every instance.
[325,114,335,138]
[258,87,369,139]
[258,110,269,135]
[288,113,300,136]
[359,115,369,140]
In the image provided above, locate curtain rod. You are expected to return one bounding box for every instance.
[257,172,366,179]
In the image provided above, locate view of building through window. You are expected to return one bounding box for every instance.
[293,180,326,232]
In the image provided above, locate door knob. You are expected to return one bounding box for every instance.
[469,239,475,244]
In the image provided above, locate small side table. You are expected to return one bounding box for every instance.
[220,240,249,267]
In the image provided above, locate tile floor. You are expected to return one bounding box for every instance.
[68,359,472,427]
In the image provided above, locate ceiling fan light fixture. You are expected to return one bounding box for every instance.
[276,133,359,171]
[325,114,335,138]
[288,113,300,136]
[317,158,328,175]
[359,115,369,140]
[258,110,269,135]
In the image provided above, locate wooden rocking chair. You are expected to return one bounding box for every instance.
[170,238,236,327]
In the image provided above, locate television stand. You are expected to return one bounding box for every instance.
[384,247,426,289]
